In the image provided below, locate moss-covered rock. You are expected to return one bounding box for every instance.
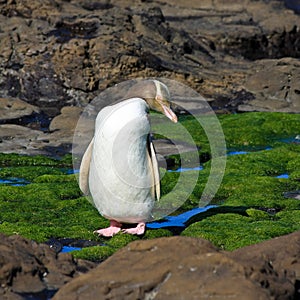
[0,112,299,260]
[155,111,300,155]
[218,112,300,150]
[181,209,300,251]
[181,113,300,250]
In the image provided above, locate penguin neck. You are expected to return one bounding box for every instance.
[95,97,150,142]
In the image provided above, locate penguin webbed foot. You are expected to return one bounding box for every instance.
[94,221,146,237]
[121,222,146,235]
[94,220,122,237]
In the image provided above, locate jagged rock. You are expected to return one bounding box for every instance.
[0,0,299,156]
[0,0,299,118]
[53,231,300,299]
[0,234,96,300]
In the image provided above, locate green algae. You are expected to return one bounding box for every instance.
[0,153,174,261]
[181,209,300,251]
[153,111,300,154]
[0,112,299,260]
[0,166,65,182]
[72,228,172,261]
[0,153,72,167]
[218,112,300,150]
[181,142,300,250]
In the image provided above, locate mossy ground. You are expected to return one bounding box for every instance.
[0,112,299,259]
[179,113,300,250]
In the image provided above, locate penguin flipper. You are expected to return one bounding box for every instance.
[79,138,94,195]
[148,136,160,201]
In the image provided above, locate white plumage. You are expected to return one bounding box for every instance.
[79,80,177,236]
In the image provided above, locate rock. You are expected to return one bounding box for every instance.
[284,190,300,200]
[0,98,40,121]
[0,0,299,115]
[0,124,71,157]
[0,106,85,156]
[49,106,82,133]
[0,0,299,155]
[285,0,300,14]
[240,58,300,112]
[53,231,300,299]
[0,124,44,154]
[0,233,96,300]
[229,231,300,299]
[153,139,199,157]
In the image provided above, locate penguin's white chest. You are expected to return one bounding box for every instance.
[88,98,155,223]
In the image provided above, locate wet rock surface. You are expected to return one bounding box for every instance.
[53,232,300,300]
[0,0,300,156]
[0,233,97,300]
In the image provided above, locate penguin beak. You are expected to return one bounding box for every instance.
[161,104,178,123]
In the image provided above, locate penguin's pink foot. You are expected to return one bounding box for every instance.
[122,222,146,235]
[94,220,122,237]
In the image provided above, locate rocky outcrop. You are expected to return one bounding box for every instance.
[0,0,299,156]
[0,233,96,300]
[53,231,300,299]
[0,0,299,112]
[2,230,299,299]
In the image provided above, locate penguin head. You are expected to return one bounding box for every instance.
[125,79,178,123]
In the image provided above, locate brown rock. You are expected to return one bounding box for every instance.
[0,98,40,121]
[0,0,300,156]
[49,106,83,133]
[1,0,299,116]
[0,234,96,299]
[53,231,300,299]
[230,232,300,299]
[0,124,44,154]
[240,58,300,113]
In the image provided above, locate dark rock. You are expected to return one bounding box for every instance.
[0,233,96,299]
[45,238,104,254]
[285,0,300,14]
[0,0,300,156]
[284,190,300,200]
[153,138,199,157]
[53,231,300,299]
[0,0,299,117]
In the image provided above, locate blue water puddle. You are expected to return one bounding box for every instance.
[276,173,289,179]
[0,178,30,186]
[227,150,249,156]
[168,166,203,173]
[227,147,272,156]
[61,246,82,253]
[62,168,79,175]
[60,205,217,252]
[147,205,217,228]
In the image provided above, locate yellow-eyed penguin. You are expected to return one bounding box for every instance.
[79,80,177,236]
